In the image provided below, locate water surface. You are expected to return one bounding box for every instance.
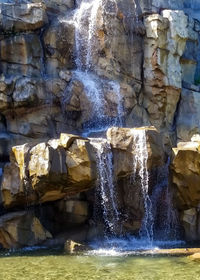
[0,248,200,280]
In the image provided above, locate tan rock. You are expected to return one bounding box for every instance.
[0,211,52,249]
[64,240,89,254]
[1,134,96,207]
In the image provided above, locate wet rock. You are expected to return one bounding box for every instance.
[44,18,75,76]
[64,240,90,254]
[0,211,52,249]
[107,126,166,177]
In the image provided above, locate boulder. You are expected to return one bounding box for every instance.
[0,211,52,249]
[64,240,90,254]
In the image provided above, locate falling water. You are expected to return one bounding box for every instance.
[86,0,102,70]
[151,158,180,240]
[72,0,124,135]
[108,81,124,127]
[91,139,120,236]
[132,129,154,242]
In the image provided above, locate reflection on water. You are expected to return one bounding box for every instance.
[0,247,200,280]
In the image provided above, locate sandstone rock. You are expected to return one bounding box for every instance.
[66,138,96,189]
[0,211,52,249]
[64,239,90,254]
[13,78,45,108]
[181,208,199,241]
[1,143,37,208]
[0,3,48,32]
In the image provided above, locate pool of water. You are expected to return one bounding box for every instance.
[0,248,200,280]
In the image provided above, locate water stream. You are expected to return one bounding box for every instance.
[132,129,154,243]
[72,0,124,135]
[91,139,120,236]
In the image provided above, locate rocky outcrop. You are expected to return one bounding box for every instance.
[1,133,96,208]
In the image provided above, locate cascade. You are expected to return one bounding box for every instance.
[72,0,124,134]
[132,129,154,242]
[151,159,180,240]
[91,139,120,236]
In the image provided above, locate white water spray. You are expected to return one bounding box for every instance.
[132,129,154,242]
[91,139,120,235]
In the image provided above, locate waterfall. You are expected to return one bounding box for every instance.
[91,139,120,236]
[151,158,180,240]
[132,129,154,242]
[86,0,102,70]
[72,0,124,135]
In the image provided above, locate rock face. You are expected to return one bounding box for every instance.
[171,140,200,241]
